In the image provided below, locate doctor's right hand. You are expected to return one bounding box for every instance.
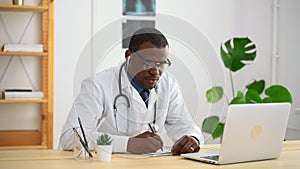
[127,131,164,154]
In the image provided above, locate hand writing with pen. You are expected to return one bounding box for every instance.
[127,123,200,155]
[127,131,164,154]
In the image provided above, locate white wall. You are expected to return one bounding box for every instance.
[54,0,300,148]
[54,0,92,148]
[277,0,300,140]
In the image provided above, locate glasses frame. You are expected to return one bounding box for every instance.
[132,52,172,71]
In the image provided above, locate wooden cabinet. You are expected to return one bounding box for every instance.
[0,1,53,149]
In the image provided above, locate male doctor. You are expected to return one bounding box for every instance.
[60,28,204,155]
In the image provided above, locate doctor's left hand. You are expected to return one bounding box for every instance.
[171,135,200,155]
[127,131,164,154]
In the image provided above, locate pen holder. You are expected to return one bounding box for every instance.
[73,133,93,160]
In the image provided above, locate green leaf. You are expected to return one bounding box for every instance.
[202,116,220,134]
[97,133,113,145]
[263,85,293,103]
[206,86,223,103]
[246,80,265,94]
[230,91,246,104]
[220,37,256,72]
[212,123,225,139]
[202,116,224,139]
[245,89,262,103]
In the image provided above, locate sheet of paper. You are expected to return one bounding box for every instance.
[145,149,172,157]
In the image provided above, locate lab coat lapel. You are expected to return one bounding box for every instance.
[118,63,145,107]
[148,89,158,109]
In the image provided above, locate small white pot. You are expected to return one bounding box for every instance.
[95,145,112,162]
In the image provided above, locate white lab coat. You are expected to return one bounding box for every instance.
[59,62,204,152]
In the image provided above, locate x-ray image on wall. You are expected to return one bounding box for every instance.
[123,0,156,16]
[122,20,155,48]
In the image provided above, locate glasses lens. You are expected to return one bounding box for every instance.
[143,61,170,71]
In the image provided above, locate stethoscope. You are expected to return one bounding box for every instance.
[113,62,158,134]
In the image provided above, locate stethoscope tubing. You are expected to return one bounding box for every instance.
[113,62,157,134]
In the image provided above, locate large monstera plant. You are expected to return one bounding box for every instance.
[202,37,293,139]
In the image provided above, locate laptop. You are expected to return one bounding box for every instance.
[181,103,291,165]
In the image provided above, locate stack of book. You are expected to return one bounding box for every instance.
[2,89,44,100]
[2,44,43,52]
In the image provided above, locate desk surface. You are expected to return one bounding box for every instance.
[0,140,299,169]
[0,149,73,161]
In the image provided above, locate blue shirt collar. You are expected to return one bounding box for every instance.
[130,79,145,93]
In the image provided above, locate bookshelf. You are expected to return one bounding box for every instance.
[0,4,48,12]
[0,1,54,149]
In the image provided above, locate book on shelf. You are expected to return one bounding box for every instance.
[2,43,43,52]
[2,89,44,100]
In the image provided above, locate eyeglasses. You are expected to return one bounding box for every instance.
[133,52,172,71]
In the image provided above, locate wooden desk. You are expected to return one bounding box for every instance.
[0,140,299,169]
[0,149,73,161]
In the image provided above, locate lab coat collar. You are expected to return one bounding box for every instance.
[118,62,131,90]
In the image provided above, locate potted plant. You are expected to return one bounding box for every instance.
[95,133,113,162]
[202,37,293,140]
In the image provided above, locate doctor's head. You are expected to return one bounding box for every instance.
[125,28,171,90]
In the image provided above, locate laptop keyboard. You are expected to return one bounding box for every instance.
[202,155,219,161]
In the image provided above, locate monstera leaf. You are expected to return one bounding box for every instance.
[263,85,293,103]
[230,91,246,104]
[246,80,265,94]
[220,37,256,72]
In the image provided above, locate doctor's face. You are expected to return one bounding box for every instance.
[127,42,169,90]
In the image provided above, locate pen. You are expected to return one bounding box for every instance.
[148,123,164,152]
[95,115,107,132]
[72,127,93,158]
[78,117,88,148]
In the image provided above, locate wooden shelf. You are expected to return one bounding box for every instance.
[0,99,48,103]
[0,52,47,56]
[0,0,54,149]
[0,130,42,147]
[0,4,48,12]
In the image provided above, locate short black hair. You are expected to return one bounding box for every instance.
[128,28,169,52]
